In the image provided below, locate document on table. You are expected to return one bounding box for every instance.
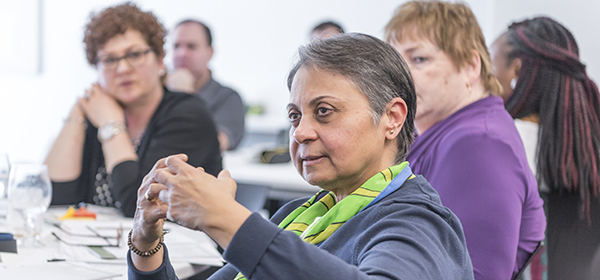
[51,219,223,266]
[0,261,121,280]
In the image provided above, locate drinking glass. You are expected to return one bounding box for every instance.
[7,163,52,246]
[0,154,9,217]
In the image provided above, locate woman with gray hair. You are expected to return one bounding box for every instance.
[127,33,474,280]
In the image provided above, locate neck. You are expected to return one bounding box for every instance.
[124,86,164,142]
[194,69,212,92]
[415,86,489,134]
[330,155,397,203]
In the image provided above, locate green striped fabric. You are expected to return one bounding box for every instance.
[234,162,409,280]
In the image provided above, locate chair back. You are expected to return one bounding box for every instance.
[512,241,544,280]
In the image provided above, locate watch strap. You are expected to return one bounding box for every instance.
[97,121,127,143]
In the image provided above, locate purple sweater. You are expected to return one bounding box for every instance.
[406,96,546,280]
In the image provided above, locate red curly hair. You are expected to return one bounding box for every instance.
[83,2,166,65]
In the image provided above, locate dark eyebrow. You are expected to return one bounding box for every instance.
[286,103,297,111]
[309,96,335,107]
[286,95,337,111]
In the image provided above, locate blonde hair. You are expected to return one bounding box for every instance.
[384,0,502,95]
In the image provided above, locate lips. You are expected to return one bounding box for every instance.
[119,80,134,87]
[300,154,327,165]
[173,60,188,69]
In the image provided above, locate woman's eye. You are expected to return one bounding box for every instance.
[127,51,143,59]
[103,57,118,64]
[288,112,300,123]
[316,107,331,116]
[412,56,428,64]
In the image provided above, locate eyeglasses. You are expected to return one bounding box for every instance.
[51,223,124,247]
[95,48,154,72]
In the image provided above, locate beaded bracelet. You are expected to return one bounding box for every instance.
[128,230,165,257]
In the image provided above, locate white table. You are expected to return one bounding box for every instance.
[223,146,320,202]
[0,205,222,280]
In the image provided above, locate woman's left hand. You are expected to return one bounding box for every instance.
[152,154,252,249]
[79,84,125,128]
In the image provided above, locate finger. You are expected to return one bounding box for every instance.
[217,169,237,197]
[152,157,169,171]
[164,154,192,174]
[166,210,174,222]
[153,167,178,187]
[77,97,89,111]
[150,154,186,174]
[84,89,92,100]
[91,84,104,95]
[217,169,231,180]
[147,157,171,183]
[145,183,167,203]
[167,154,189,163]
[158,188,171,204]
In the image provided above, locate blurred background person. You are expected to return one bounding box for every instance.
[490,17,600,280]
[385,1,546,279]
[45,3,222,217]
[166,19,245,151]
[310,20,345,41]
[128,33,474,280]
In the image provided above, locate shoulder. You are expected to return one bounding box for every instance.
[376,176,455,222]
[159,89,211,117]
[209,79,244,104]
[436,103,522,158]
[356,177,471,266]
[210,79,241,96]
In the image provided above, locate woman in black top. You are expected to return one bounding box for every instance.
[45,3,221,217]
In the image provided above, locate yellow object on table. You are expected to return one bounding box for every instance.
[59,206,97,220]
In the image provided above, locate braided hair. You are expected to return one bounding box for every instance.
[505,17,600,222]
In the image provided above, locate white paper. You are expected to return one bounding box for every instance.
[0,261,122,280]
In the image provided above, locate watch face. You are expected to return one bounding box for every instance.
[98,122,126,142]
[100,125,115,140]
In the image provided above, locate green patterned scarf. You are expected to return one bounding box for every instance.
[234,162,412,280]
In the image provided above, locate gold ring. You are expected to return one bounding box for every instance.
[145,191,156,202]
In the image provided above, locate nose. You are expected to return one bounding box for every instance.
[115,58,132,73]
[291,118,318,144]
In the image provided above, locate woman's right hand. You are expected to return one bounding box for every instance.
[78,84,125,128]
[130,156,182,272]
[131,157,172,250]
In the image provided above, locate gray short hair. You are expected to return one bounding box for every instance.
[287,33,416,163]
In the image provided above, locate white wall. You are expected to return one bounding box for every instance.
[5,0,594,164]
[490,0,600,82]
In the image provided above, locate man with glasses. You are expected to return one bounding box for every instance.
[166,20,246,151]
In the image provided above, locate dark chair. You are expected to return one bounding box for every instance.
[512,241,544,280]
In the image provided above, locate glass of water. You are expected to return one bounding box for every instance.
[7,163,52,246]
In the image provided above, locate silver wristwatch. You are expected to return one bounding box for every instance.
[97,121,127,143]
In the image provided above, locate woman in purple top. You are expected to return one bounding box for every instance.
[385,1,546,279]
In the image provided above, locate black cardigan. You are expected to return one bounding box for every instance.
[51,89,222,217]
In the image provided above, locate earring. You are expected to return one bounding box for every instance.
[158,69,166,76]
[510,78,517,89]
[466,82,472,94]
[390,130,394,134]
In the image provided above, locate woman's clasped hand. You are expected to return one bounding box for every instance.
[135,154,250,249]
